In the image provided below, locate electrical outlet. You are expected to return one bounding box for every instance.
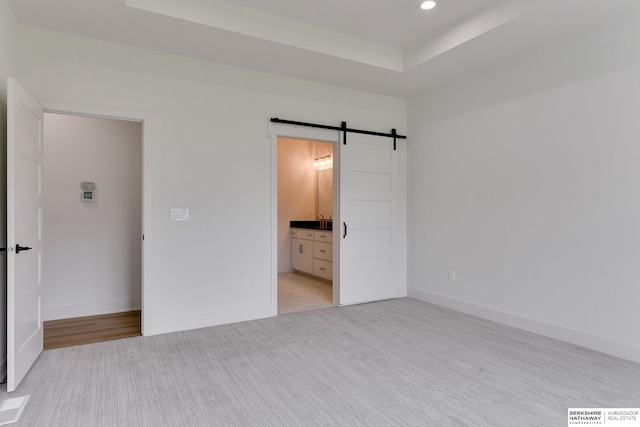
[448,270,456,282]
[242,278,250,289]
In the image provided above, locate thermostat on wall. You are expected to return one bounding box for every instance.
[81,182,96,203]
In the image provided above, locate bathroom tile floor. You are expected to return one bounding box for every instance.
[278,272,333,315]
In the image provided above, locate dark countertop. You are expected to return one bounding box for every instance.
[290,220,332,231]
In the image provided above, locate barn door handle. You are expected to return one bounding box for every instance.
[16,244,32,254]
[343,222,348,239]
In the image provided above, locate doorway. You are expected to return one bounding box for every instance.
[276,137,336,314]
[269,119,407,313]
[41,113,143,348]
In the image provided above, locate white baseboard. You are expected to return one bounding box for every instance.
[146,304,276,336]
[43,298,141,321]
[408,288,640,364]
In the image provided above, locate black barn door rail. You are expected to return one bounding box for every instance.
[270,118,406,150]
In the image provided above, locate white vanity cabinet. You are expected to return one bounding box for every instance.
[291,237,314,275]
[291,228,333,282]
[313,230,333,281]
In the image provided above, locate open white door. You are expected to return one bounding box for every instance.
[6,78,44,392]
[338,132,404,305]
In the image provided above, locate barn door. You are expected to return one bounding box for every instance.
[338,131,403,305]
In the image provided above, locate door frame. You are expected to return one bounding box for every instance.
[268,123,341,311]
[40,100,152,334]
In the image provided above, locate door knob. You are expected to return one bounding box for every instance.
[16,244,32,254]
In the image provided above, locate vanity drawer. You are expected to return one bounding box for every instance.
[313,259,333,281]
[313,241,333,261]
[314,230,333,243]
[291,228,314,240]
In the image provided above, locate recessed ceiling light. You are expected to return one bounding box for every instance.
[421,1,436,10]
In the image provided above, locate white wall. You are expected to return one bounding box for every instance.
[0,0,18,380]
[277,138,316,273]
[43,113,142,320]
[0,0,16,100]
[17,26,407,335]
[407,12,640,363]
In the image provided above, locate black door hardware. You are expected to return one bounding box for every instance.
[270,118,406,151]
[16,244,32,254]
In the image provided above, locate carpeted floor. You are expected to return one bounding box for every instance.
[1,298,638,426]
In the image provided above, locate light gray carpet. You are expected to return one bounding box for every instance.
[1,298,639,426]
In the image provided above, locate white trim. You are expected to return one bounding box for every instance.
[269,131,278,316]
[408,288,640,364]
[39,100,152,336]
[268,123,341,310]
[147,304,274,336]
[42,298,141,321]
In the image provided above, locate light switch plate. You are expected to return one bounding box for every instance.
[171,208,189,221]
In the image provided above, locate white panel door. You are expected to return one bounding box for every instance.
[6,78,44,392]
[339,132,401,305]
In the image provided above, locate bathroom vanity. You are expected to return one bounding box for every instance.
[290,222,333,282]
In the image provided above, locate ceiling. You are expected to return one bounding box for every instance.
[7,0,640,98]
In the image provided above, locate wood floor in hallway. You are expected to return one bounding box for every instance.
[43,310,141,350]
